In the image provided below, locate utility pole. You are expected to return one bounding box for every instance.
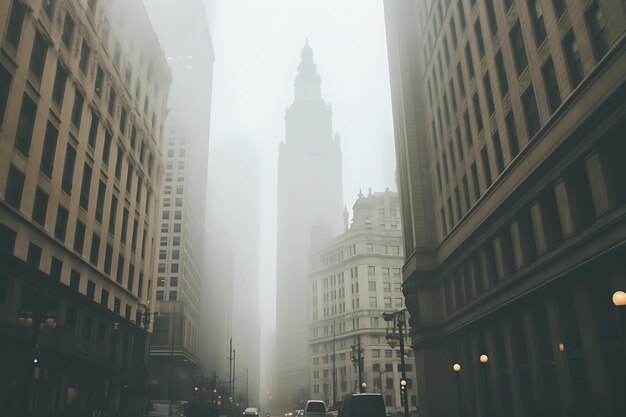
[398,314,409,417]
[233,348,237,412]
[351,336,364,392]
[228,338,233,417]
[168,316,176,402]
[332,320,336,406]
[358,336,363,391]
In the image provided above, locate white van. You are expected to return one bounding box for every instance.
[304,400,326,417]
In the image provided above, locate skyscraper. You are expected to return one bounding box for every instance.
[385,0,626,415]
[0,0,170,415]
[276,41,344,407]
[144,0,214,401]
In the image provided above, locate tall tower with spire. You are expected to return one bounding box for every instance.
[275,41,344,407]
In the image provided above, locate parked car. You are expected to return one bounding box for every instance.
[244,407,261,417]
[304,400,326,417]
[339,394,386,417]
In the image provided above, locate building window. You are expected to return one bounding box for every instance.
[120,208,129,243]
[5,165,25,210]
[472,92,483,132]
[169,291,178,301]
[95,181,106,223]
[62,13,75,48]
[79,39,90,73]
[80,163,92,210]
[173,236,180,246]
[174,211,182,220]
[6,0,26,48]
[474,20,485,57]
[88,110,99,149]
[494,51,509,97]
[464,43,475,79]
[87,280,96,300]
[457,0,466,29]
[0,225,17,254]
[368,266,376,276]
[104,244,113,274]
[522,86,541,139]
[562,31,584,88]
[61,144,77,195]
[509,22,528,75]
[103,131,112,165]
[54,204,68,242]
[95,65,104,97]
[171,264,179,273]
[456,64,465,96]
[50,256,62,280]
[0,65,11,125]
[113,297,121,314]
[90,233,100,265]
[528,0,547,45]
[71,89,85,129]
[585,1,609,60]
[552,0,566,18]
[27,242,42,267]
[109,195,118,234]
[542,58,561,113]
[116,255,124,283]
[29,31,48,81]
[492,130,505,174]
[481,146,493,187]
[463,111,473,146]
[114,149,123,180]
[101,289,109,307]
[470,163,480,200]
[172,249,180,259]
[108,87,116,116]
[73,220,86,254]
[69,269,80,290]
[15,94,38,156]
[505,112,520,159]
[173,223,181,232]
[482,72,495,115]
[32,187,49,226]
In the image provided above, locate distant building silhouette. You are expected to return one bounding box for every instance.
[276,41,344,408]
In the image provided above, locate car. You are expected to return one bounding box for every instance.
[244,407,261,417]
[304,400,326,417]
[339,393,386,417]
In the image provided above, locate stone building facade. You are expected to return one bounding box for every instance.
[385,0,625,416]
[0,0,170,415]
[308,190,418,413]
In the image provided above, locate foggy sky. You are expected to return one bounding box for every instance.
[205,0,396,397]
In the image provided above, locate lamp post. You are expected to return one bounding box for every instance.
[612,290,626,358]
[479,355,491,417]
[452,364,465,417]
[18,299,57,417]
[383,310,409,417]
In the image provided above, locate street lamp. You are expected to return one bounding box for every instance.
[383,310,409,417]
[361,382,368,392]
[612,291,626,306]
[479,355,491,417]
[452,364,465,417]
